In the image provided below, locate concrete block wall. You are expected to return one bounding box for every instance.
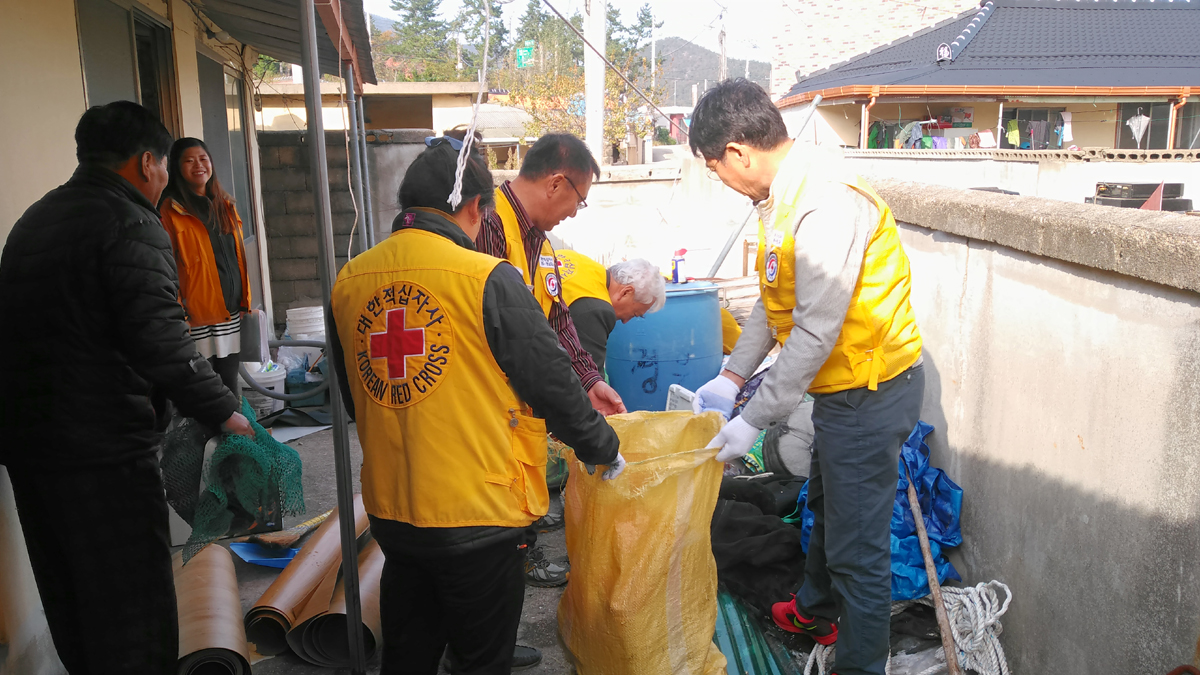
[770,0,975,95]
[876,180,1200,675]
[258,130,363,329]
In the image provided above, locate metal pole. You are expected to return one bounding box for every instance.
[298,1,366,673]
[343,62,369,256]
[356,97,376,247]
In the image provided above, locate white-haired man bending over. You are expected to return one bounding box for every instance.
[554,251,666,375]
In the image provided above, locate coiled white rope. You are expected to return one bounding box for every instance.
[804,643,835,675]
[803,581,1013,675]
[447,0,490,211]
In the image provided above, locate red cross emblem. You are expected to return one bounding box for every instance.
[369,308,425,379]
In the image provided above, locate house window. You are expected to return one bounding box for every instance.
[76,0,180,136]
[1115,102,1173,150]
[999,108,1066,150]
[134,17,181,136]
[1173,102,1200,151]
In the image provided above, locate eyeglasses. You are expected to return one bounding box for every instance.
[705,154,726,181]
[561,174,588,210]
[425,135,464,151]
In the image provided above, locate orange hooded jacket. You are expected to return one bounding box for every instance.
[159,197,251,328]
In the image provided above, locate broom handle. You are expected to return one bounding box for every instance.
[905,464,963,675]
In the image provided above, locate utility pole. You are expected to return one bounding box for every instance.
[644,16,655,164]
[744,58,749,79]
[718,26,727,82]
[584,0,606,164]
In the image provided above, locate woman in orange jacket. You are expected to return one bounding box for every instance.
[159,138,251,398]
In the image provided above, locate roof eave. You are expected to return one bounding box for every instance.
[777,85,1194,109]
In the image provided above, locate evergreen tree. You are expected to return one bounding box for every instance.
[376,0,458,81]
[515,0,549,46]
[452,0,509,75]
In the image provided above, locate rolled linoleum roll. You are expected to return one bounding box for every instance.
[173,545,250,675]
[244,494,368,655]
[286,538,386,667]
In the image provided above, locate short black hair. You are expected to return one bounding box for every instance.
[75,101,173,169]
[518,133,600,181]
[689,79,789,161]
[397,142,495,215]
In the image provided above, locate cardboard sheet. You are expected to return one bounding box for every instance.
[285,538,386,666]
[244,494,368,655]
[173,545,251,675]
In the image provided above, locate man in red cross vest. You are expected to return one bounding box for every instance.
[330,139,622,674]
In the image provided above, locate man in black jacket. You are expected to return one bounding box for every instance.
[0,101,253,674]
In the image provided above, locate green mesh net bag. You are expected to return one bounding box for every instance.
[182,399,306,562]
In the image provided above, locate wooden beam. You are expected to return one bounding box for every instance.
[314,0,363,94]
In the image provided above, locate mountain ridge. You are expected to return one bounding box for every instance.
[370,15,772,104]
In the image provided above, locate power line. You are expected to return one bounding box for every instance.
[540,0,689,138]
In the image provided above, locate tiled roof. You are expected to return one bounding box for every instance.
[782,0,1200,97]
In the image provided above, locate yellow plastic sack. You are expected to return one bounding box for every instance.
[559,411,728,675]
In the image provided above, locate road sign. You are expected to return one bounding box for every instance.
[516,46,535,68]
[524,39,535,47]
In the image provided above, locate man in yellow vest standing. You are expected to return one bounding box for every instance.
[330,141,623,673]
[554,250,666,373]
[475,133,627,586]
[690,80,924,675]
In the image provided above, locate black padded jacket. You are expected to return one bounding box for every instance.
[0,165,240,469]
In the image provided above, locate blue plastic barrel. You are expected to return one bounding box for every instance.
[605,281,723,412]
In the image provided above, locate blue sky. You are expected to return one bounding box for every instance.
[362,0,771,62]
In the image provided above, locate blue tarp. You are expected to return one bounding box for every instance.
[795,421,963,601]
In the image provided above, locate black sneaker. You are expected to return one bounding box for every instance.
[524,545,568,587]
[440,645,543,672]
[512,644,542,670]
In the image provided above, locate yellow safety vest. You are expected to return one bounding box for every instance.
[555,249,610,307]
[756,174,922,394]
[493,188,562,317]
[331,224,549,527]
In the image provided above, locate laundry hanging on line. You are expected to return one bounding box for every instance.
[1060,111,1073,143]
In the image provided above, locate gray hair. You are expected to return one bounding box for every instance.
[609,258,666,313]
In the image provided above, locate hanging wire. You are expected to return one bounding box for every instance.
[448,1,493,211]
[540,0,690,140]
[331,1,363,259]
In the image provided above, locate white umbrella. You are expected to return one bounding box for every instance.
[1126,108,1151,149]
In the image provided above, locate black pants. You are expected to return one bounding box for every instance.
[372,519,526,675]
[797,365,925,675]
[6,455,178,675]
[208,353,241,401]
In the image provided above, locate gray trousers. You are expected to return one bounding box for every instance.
[796,365,924,675]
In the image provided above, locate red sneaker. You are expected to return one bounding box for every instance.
[770,596,838,645]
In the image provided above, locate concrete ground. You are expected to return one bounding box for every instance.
[207,422,569,674]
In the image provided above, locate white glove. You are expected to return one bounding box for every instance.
[691,375,741,419]
[585,452,627,481]
[710,416,762,463]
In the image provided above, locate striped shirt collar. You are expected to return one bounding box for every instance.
[499,180,546,249]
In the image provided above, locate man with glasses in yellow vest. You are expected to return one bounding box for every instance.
[475,135,623,415]
[475,134,628,587]
[690,79,924,675]
[554,252,666,373]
